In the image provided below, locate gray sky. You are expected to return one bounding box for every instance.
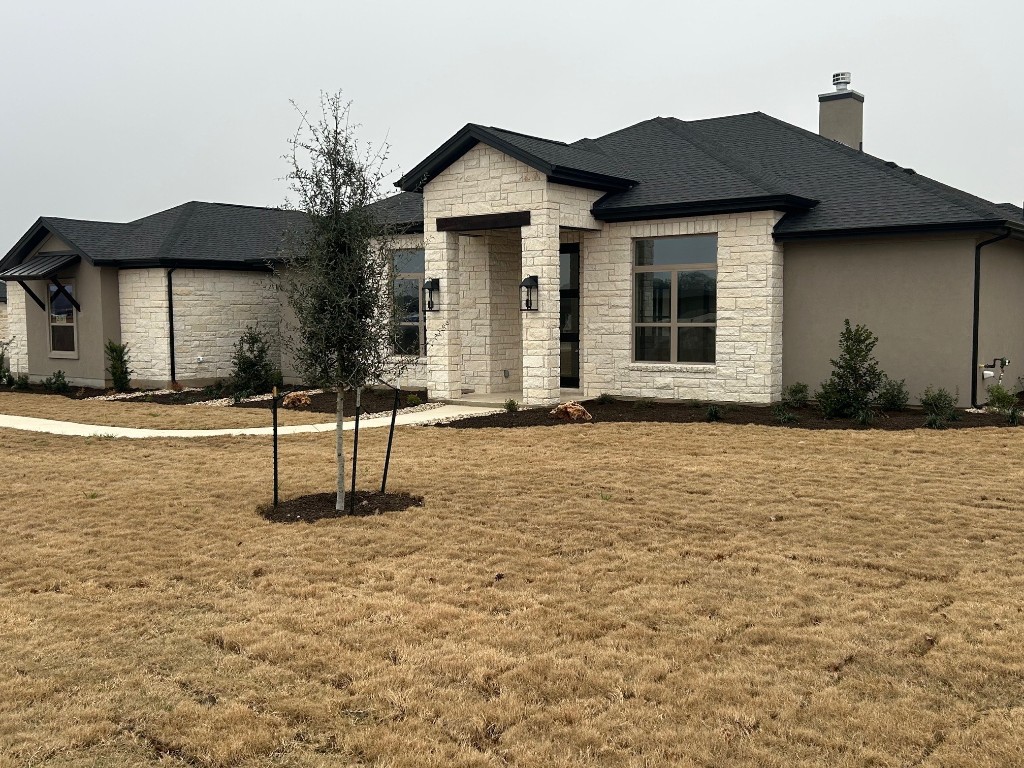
[2,0,1021,249]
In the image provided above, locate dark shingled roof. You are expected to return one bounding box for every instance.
[398,112,1024,238]
[1,194,423,273]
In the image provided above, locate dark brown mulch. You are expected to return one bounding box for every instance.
[3,383,110,399]
[259,491,424,524]
[234,388,427,415]
[436,398,1017,431]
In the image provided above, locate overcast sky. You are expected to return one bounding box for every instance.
[1,0,1021,249]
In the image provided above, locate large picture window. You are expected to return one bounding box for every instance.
[393,248,425,357]
[633,235,717,363]
[48,282,78,357]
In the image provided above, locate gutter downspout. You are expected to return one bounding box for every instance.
[971,230,1011,408]
[167,267,177,384]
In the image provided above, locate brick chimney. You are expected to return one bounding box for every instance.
[819,72,864,151]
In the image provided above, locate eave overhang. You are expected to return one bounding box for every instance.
[773,218,1024,242]
[592,194,818,223]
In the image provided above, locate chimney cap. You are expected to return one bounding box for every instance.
[832,72,853,91]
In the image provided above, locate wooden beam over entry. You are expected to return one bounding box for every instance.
[435,211,531,232]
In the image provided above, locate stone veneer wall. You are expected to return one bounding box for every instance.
[422,142,784,404]
[118,269,171,384]
[457,230,522,394]
[171,269,282,383]
[0,303,9,358]
[579,211,784,403]
[4,288,27,375]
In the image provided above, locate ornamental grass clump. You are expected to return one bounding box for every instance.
[920,386,959,429]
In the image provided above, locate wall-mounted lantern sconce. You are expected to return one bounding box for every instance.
[520,275,539,311]
[423,278,440,311]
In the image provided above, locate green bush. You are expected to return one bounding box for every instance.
[104,339,133,392]
[771,403,797,424]
[986,383,1017,413]
[781,382,809,409]
[230,324,276,395]
[814,320,886,420]
[405,394,422,407]
[42,370,70,394]
[875,376,909,412]
[920,386,960,429]
[1008,406,1021,426]
[0,337,12,378]
[13,373,30,390]
[705,404,722,422]
[504,398,519,413]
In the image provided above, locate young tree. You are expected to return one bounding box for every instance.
[279,92,408,512]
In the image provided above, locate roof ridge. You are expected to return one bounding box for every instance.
[749,112,1007,222]
[155,202,200,261]
[655,117,787,197]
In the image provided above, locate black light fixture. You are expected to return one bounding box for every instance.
[423,278,440,311]
[520,275,539,311]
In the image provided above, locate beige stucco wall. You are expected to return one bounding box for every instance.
[977,238,1024,398]
[782,235,980,405]
[16,240,121,387]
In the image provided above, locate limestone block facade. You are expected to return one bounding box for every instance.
[419,142,785,405]
[171,269,281,384]
[4,286,27,375]
[118,269,171,384]
[578,211,784,403]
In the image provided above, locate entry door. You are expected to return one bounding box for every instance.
[559,244,580,388]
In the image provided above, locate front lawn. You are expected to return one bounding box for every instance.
[2,423,1023,766]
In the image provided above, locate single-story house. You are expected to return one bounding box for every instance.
[2,74,1022,405]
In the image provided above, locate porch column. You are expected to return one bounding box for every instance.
[520,210,560,406]
[424,227,461,400]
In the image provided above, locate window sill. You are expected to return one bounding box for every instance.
[627,362,715,373]
[49,351,79,360]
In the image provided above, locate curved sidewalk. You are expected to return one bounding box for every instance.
[0,404,498,439]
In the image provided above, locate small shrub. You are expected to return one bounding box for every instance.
[705,404,722,422]
[875,376,909,412]
[781,382,809,409]
[853,406,875,426]
[42,370,70,394]
[104,339,132,392]
[920,386,960,429]
[816,320,886,418]
[632,397,655,410]
[771,403,797,424]
[1008,406,1021,426]
[595,393,617,405]
[986,383,1017,413]
[14,373,30,390]
[0,337,12,378]
[230,324,276,395]
[405,394,422,407]
[504,398,519,413]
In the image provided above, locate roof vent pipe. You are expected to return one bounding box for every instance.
[819,72,864,151]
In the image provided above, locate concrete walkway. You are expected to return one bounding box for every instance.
[0,404,499,439]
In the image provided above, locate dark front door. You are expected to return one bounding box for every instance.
[559,244,580,388]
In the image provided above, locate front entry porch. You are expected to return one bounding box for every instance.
[423,210,583,406]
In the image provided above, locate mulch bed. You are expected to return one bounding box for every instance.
[234,388,426,415]
[437,398,1017,431]
[259,491,424,523]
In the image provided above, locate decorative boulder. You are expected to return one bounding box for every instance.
[549,401,593,423]
[282,391,312,409]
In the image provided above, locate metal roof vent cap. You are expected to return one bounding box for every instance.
[832,72,852,91]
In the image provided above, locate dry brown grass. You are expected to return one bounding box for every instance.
[0,391,334,429]
[2,422,1024,767]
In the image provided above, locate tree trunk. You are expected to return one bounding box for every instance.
[336,386,346,512]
